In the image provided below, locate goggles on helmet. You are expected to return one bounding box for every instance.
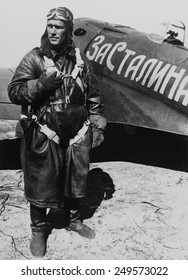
[47,7,73,22]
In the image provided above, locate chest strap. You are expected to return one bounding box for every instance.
[43,47,85,92]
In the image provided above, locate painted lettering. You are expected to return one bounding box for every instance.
[86,35,105,60]
[135,59,158,85]
[107,42,127,71]
[147,62,171,92]
[117,49,135,75]
[94,43,112,64]
[174,76,188,106]
[124,55,146,80]
[87,34,188,109]
[160,66,186,99]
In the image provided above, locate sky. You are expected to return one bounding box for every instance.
[0,0,188,67]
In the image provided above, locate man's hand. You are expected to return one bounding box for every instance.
[92,129,104,148]
[37,71,63,93]
[89,114,107,148]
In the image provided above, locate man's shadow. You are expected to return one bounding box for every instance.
[47,168,115,229]
[80,168,115,220]
[80,167,115,220]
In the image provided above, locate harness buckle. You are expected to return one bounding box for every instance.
[39,124,60,144]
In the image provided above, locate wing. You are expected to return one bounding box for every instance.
[0,67,20,120]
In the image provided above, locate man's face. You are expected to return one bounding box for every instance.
[47,19,67,46]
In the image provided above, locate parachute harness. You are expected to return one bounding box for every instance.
[21,48,90,145]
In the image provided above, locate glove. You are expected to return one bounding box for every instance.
[89,114,107,131]
[92,129,104,148]
[89,114,107,148]
[37,71,63,93]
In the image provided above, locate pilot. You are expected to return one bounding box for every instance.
[7,7,106,257]
[163,21,185,46]
[163,29,184,46]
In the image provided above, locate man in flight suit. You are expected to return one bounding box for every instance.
[8,7,107,257]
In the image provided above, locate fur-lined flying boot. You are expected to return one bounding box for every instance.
[66,209,96,239]
[29,205,52,258]
[30,227,52,258]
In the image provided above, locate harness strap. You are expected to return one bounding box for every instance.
[43,48,85,102]
[69,120,90,146]
[49,98,65,105]
[39,124,60,144]
[20,48,88,145]
[71,47,84,79]
[21,114,90,146]
[43,56,57,74]
[44,47,84,81]
[21,114,60,145]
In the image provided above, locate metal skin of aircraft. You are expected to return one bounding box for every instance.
[0,67,18,120]
[1,18,188,137]
[72,18,188,137]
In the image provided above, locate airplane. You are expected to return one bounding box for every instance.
[73,18,188,137]
[1,18,188,138]
[0,67,18,120]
